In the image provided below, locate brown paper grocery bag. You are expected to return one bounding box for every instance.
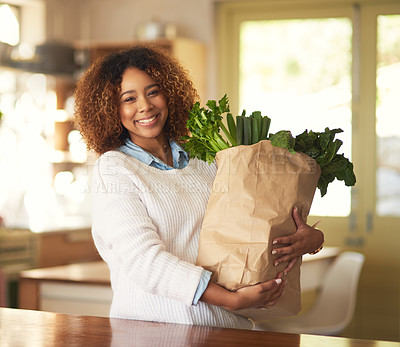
[197,140,321,320]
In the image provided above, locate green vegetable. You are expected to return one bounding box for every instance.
[251,116,259,144]
[260,116,271,140]
[269,130,296,154]
[269,128,356,196]
[183,95,356,196]
[226,113,237,145]
[236,116,244,145]
[182,94,235,163]
[243,116,252,145]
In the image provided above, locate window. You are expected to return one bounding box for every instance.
[239,18,353,216]
[376,14,400,216]
[217,1,400,342]
[0,3,20,46]
[217,0,400,219]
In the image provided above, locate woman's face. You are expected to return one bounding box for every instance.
[119,67,168,146]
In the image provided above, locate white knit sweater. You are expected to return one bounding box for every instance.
[91,151,252,329]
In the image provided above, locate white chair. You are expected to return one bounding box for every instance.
[260,251,365,336]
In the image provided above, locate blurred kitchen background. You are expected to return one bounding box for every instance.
[0,0,399,343]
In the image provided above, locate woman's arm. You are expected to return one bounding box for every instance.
[200,278,285,311]
[200,206,318,309]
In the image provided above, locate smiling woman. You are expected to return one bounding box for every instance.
[73,43,323,329]
[74,44,196,155]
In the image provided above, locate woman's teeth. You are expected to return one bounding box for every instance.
[136,114,157,124]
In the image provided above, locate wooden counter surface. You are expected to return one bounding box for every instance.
[0,308,396,347]
[18,247,341,314]
[19,260,110,285]
[19,247,340,285]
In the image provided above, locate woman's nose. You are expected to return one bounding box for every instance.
[138,97,153,112]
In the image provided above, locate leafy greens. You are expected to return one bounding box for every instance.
[183,95,356,197]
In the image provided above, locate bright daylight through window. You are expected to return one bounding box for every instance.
[0,4,19,46]
[376,15,400,217]
[240,18,353,216]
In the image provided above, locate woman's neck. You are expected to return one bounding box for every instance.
[131,136,173,166]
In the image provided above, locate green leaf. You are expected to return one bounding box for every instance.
[319,128,343,150]
[182,95,356,196]
[317,175,329,197]
[269,130,296,154]
[294,130,317,153]
[344,162,357,186]
[183,95,233,163]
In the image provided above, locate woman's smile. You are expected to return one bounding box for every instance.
[135,113,160,125]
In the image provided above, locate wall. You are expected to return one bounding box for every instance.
[43,0,219,100]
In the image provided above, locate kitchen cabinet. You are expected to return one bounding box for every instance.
[0,227,100,308]
[18,261,111,316]
[36,228,101,268]
[1,226,99,271]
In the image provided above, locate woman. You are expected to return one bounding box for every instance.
[74,44,324,329]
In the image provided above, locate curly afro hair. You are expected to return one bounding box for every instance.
[74,43,199,155]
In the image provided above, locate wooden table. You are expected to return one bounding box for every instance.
[0,307,396,346]
[18,247,340,316]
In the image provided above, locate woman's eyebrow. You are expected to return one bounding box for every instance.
[120,83,159,99]
[120,90,133,99]
[145,83,159,90]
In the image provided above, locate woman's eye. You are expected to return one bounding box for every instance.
[149,89,159,96]
[124,96,135,102]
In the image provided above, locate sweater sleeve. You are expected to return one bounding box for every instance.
[91,154,204,306]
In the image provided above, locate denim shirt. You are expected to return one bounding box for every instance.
[117,138,189,170]
[117,138,211,305]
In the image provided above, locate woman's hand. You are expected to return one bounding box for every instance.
[201,277,285,311]
[271,206,324,274]
[232,278,285,310]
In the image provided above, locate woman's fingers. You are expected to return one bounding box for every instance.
[272,243,295,255]
[245,278,286,307]
[271,206,324,260]
[292,206,305,228]
[274,253,297,266]
[257,278,283,292]
[272,206,304,246]
[282,257,298,274]
[272,235,295,246]
[272,240,302,265]
[261,280,285,307]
